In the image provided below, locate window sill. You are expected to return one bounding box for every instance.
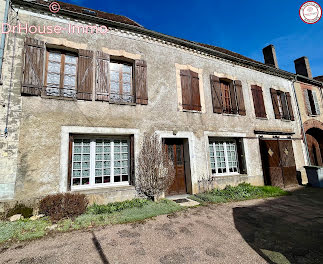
[181,109,202,114]
[281,119,292,122]
[256,117,268,120]
[211,173,247,178]
[107,100,136,106]
[221,113,241,117]
[71,182,131,192]
[41,95,77,101]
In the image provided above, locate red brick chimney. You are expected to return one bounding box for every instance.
[294,57,312,79]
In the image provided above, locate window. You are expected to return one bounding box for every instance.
[270,88,294,121]
[180,69,201,111]
[109,61,134,103]
[209,139,240,175]
[304,89,320,116]
[210,75,246,115]
[45,50,78,98]
[71,137,130,188]
[251,85,266,118]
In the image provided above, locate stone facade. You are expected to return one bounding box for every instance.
[0,1,308,205]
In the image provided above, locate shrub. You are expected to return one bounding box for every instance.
[6,203,34,218]
[87,198,149,215]
[39,193,88,221]
[136,134,175,199]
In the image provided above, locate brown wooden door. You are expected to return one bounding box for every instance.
[259,139,297,188]
[164,139,187,196]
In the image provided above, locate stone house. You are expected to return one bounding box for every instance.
[0,0,309,207]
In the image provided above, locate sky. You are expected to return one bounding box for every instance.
[64,0,323,77]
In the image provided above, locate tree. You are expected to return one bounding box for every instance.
[136,134,175,200]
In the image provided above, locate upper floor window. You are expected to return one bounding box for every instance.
[45,50,78,98]
[251,85,266,118]
[109,61,134,103]
[270,88,294,121]
[210,75,246,116]
[180,69,201,111]
[303,89,320,116]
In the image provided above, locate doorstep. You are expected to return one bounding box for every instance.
[167,194,200,207]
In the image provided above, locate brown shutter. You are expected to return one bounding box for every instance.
[270,88,281,119]
[67,134,74,191]
[285,92,295,121]
[280,92,289,120]
[190,70,201,111]
[95,51,110,101]
[251,85,266,118]
[180,69,192,110]
[210,75,223,114]
[135,60,148,105]
[234,80,245,115]
[236,138,247,174]
[77,49,93,100]
[229,82,238,114]
[22,38,45,96]
[129,135,135,186]
[303,89,312,115]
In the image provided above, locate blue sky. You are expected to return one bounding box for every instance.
[65,0,323,77]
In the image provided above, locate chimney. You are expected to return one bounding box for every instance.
[262,45,278,68]
[294,56,312,79]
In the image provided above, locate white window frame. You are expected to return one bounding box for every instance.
[209,138,240,176]
[71,135,130,191]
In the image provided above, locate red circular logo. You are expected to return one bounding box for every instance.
[49,2,61,13]
[299,1,322,24]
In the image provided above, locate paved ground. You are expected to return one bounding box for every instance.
[1,187,323,264]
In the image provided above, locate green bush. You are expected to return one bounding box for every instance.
[39,193,88,221]
[192,183,289,203]
[87,198,149,215]
[6,203,34,219]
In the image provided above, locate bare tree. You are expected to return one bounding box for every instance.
[136,134,175,200]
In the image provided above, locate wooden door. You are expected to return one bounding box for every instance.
[164,139,187,196]
[259,139,297,188]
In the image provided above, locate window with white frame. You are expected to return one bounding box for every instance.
[71,137,130,188]
[209,139,239,175]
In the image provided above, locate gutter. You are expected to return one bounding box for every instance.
[291,77,310,166]
[12,0,295,80]
[0,0,10,84]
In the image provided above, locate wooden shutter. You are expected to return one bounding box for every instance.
[234,80,245,115]
[285,92,295,121]
[210,75,223,114]
[190,71,201,111]
[229,82,238,114]
[77,49,93,100]
[280,92,290,120]
[270,88,281,119]
[236,138,247,174]
[95,51,110,101]
[180,69,192,110]
[251,85,267,117]
[22,38,45,96]
[135,60,148,105]
[67,134,74,191]
[129,135,135,186]
[303,89,312,115]
[312,90,321,115]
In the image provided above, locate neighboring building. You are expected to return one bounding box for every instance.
[293,57,323,167]
[0,0,307,206]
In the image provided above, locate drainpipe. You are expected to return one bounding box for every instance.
[291,77,310,165]
[0,0,10,84]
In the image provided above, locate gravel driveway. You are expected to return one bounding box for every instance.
[1,187,323,264]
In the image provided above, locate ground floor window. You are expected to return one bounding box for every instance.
[209,138,240,175]
[71,137,130,188]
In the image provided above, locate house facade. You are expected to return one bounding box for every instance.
[0,0,308,206]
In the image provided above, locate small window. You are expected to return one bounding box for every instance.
[305,89,320,116]
[270,88,294,121]
[109,61,134,103]
[209,139,239,175]
[45,50,78,98]
[71,137,130,188]
[251,85,266,118]
[220,80,233,113]
[180,69,201,111]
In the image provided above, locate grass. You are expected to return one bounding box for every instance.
[190,183,290,204]
[0,199,182,245]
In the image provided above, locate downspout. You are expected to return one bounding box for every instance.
[291,77,310,165]
[0,0,10,84]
